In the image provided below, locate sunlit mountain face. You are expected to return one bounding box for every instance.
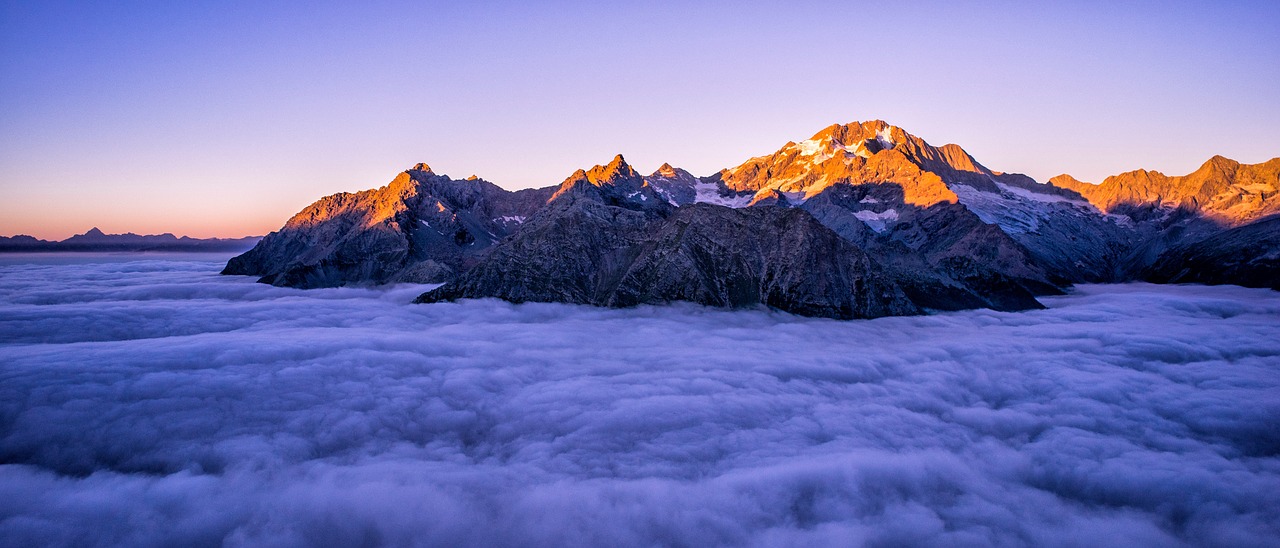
[1052,156,1280,226]
[2,255,1278,546]
[222,121,1279,316]
[2,116,1278,545]
[4,0,1278,545]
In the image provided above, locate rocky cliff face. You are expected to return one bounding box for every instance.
[415,162,921,319]
[1050,156,1280,226]
[1143,215,1280,290]
[797,182,1056,311]
[225,120,1279,319]
[713,121,961,207]
[223,164,552,288]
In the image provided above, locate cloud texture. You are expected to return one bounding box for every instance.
[1,255,1279,547]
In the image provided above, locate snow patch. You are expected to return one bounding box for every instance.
[844,143,872,159]
[876,126,895,150]
[996,183,1089,205]
[498,216,526,225]
[860,196,879,204]
[952,183,1101,235]
[795,139,823,157]
[951,184,1038,233]
[694,182,752,208]
[853,209,899,233]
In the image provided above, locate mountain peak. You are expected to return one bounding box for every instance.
[808,120,894,143]
[85,227,105,237]
[1050,156,1279,225]
[410,163,433,173]
[655,162,679,177]
[1201,155,1239,170]
[584,154,638,184]
[1049,174,1091,188]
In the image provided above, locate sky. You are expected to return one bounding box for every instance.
[1,1,1278,239]
[2,255,1278,545]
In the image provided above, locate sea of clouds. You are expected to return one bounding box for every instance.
[1,254,1278,547]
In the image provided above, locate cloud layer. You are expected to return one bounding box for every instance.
[2,255,1279,547]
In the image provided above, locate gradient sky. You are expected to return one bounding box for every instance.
[2,1,1277,239]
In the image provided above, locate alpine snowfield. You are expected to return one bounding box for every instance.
[1,255,1278,547]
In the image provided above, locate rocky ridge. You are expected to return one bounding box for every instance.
[223,164,552,287]
[224,121,1280,317]
[1051,156,1280,226]
[1,229,260,252]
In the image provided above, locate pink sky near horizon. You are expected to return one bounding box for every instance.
[2,1,1278,240]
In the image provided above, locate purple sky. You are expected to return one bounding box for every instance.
[2,1,1278,239]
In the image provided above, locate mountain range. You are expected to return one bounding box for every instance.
[223,121,1279,318]
[1,228,261,253]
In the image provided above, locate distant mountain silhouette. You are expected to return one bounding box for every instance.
[1,228,260,252]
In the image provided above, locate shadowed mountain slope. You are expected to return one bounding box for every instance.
[1144,215,1280,290]
[224,120,1278,318]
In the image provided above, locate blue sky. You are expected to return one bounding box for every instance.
[2,0,1277,238]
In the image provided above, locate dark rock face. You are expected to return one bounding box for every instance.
[419,192,659,305]
[223,166,552,288]
[418,201,918,319]
[609,205,918,318]
[225,120,1280,321]
[799,183,1056,312]
[1144,216,1280,290]
[643,163,700,205]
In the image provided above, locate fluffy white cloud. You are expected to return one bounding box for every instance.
[1,255,1278,547]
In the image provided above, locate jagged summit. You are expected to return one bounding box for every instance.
[805,120,899,154]
[1051,156,1280,225]
[557,155,639,188]
[225,163,554,287]
[716,120,996,207]
[548,155,671,212]
[585,154,638,183]
[223,119,1280,313]
[655,162,679,177]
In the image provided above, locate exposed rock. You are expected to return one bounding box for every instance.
[418,196,919,319]
[549,154,673,215]
[713,121,961,208]
[607,205,919,319]
[417,187,660,305]
[643,163,699,205]
[223,165,552,287]
[710,120,1072,209]
[1144,215,1280,290]
[799,183,1056,311]
[225,119,1279,320]
[1051,156,1280,226]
